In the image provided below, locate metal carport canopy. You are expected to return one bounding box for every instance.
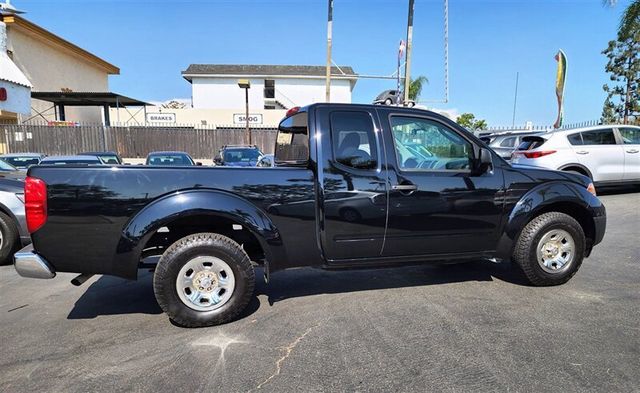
[30,91,150,125]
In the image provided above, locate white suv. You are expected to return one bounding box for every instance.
[511,125,640,185]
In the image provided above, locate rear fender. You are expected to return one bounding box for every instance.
[495,181,600,260]
[114,189,284,279]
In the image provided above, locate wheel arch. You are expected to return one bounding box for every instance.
[114,189,284,280]
[495,181,599,260]
[558,163,593,179]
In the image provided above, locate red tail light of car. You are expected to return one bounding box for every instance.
[25,176,47,233]
[512,150,557,159]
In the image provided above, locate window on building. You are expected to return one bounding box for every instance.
[264,104,276,110]
[330,111,378,170]
[264,79,275,99]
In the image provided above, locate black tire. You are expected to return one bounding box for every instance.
[512,212,585,286]
[0,212,19,265]
[153,233,255,327]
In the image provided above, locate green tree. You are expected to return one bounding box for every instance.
[408,76,428,101]
[602,31,640,124]
[601,96,618,123]
[456,113,487,131]
[604,0,640,40]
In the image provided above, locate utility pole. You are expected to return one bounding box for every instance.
[512,72,519,128]
[403,0,415,104]
[325,0,333,102]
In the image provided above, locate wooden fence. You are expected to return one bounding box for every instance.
[0,124,278,158]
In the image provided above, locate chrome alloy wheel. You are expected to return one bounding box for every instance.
[536,229,575,274]
[176,256,236,311]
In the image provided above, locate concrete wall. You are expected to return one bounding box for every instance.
[6,26,110,123]
[191,77,352,110]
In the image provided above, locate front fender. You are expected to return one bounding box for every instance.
[113,189,283,279]
[495,181,604,260]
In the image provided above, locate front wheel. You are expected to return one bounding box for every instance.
[512,212,585,286]
[153,233,255,327]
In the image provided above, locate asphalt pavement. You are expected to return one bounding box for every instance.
[1,188,638,393]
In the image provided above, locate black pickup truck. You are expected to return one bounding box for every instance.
[14,104,606,327]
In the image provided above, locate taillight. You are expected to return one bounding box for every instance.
[25,176,47,233]
[513,150,557,159]
[286,106,300,117]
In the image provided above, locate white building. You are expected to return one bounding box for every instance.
[182,64,357,110]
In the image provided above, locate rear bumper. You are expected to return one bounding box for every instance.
[14,245,56,279]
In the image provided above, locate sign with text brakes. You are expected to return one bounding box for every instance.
[233,113,263,125]
[146,113,176,123]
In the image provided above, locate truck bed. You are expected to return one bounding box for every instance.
[28,165,316,278]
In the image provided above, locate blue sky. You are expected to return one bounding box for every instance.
[18,0,631,126]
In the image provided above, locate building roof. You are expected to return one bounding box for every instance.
[31,92,149,107]
[0,53,31,87]
[182,64,357,82]
[2,14,119,75]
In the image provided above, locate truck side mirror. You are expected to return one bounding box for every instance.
[213,157,222,165]
[476,148,493,174]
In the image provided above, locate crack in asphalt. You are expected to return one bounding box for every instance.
[253,323,319,391]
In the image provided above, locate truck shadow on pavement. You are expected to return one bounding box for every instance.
[256,261,529,305]
[67,260,527,320]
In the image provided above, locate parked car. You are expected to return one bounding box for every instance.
[214,145,262,167]
[0,173,30,265]
[80,151,123,165]
[511,125,640,186]
[487,131,545,160]
[373,90,416,107]
[39,155,103,165]
[0,159,23,175]
[13,103,606,327]
[146,151,200,166]
[256,154,274,167]
[0,153,46,169]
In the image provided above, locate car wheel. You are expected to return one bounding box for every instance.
[153,233,255,327]
[384,98,393,105]
[512,212,585,286]
[0,212,19,265]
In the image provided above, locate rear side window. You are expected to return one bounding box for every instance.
[581,129,616,145]
[499,137,516,148]
[619,127,640,144]
[517,136,546,150]
[275,112,309,165]
[330,111,378,170]
[567,133,583,145]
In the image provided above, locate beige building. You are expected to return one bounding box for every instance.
[1,14,119,123]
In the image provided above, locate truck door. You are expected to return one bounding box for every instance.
[316,107,388,261]
[379,111,505,257]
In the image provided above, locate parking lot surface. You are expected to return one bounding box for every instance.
[1,189,638,393]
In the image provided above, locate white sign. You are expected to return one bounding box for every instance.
[233,113,263,125]
[146,113,176,123]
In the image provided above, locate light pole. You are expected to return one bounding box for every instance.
[238,79,251,144]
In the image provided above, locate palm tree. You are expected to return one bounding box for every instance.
[408,76,429,101]
[604,0,640,39]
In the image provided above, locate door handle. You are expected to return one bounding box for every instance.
[576,151,589,155]
[626,149,639,154]
[392,184,418,192]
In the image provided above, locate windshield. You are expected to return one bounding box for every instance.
[0,159,18,171]
[147,154,194,166]
[224,148,261,163]
[96,155,121,165]
[2,156,41,168]
[42,159,101,165]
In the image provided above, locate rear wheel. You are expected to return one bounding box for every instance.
[0,212,19,265]
[384,98,393,105]
[153,233,255,327]
[512,212,585,286]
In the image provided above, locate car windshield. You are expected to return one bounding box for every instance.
[42,159,100,165]
[2,156,41,168]
[147,154,194,166]
[224,148,261,163]
[96,155,121,165]
[0,159,18,171]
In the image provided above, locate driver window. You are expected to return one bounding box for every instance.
[391,116,472,171]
